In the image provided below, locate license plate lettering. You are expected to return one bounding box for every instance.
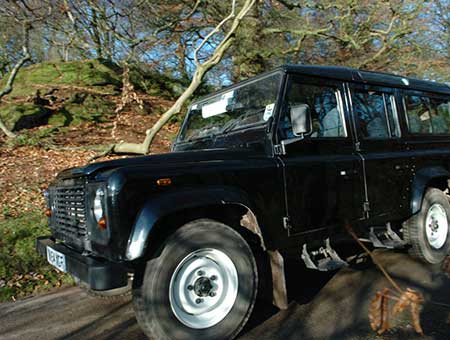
[46,246,67,272]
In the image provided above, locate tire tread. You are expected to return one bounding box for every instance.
[132,218,259,340]
[404,188,450,264]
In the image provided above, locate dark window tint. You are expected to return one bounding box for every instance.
[282,83,345,138]
[405,95,450,134]
[352,90,399,138]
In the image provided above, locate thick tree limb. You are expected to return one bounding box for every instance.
[0,22,32,138]
[0,119,16,138]
[112,0,256,155]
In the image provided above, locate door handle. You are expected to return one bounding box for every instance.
[339,169,357,176]
[394,164,409,170]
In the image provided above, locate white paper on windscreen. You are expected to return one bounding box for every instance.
[202,91,234,118]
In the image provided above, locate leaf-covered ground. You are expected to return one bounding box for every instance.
[0,88,177,302]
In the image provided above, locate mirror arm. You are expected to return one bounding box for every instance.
[282,135,304,146]
[276,135,304,155]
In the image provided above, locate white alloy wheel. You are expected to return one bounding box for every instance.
[425,203,449,249]
[169,248,239,329]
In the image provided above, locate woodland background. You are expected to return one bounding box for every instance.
[0,0,449,302]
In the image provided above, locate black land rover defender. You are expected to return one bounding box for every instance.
[37,65,450,339]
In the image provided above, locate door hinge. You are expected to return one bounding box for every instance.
[355,141,361,152]
[363,201,370,218]
[283,216,292,230]
[363,201,370,212]
[274,144,285,156]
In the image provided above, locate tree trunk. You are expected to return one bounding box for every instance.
[113,67,209,154]
[111,0,256,155]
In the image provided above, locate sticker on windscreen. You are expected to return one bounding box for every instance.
[201,91,234,118]
[263,103,275,121]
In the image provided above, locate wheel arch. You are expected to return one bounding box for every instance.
[411,166,450,215]
[127,187,288,310]
[126,186,264,261]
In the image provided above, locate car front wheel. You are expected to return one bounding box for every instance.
[133,219,259,340]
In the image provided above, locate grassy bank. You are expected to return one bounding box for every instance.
[0,212,73,302]
[0,59,176,302]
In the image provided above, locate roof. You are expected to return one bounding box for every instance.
[279,64,450,95]
[192,64,450,105]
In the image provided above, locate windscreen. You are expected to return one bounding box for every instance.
[178,73,282,142]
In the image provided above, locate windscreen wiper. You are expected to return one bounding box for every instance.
[220,108,265,134]
[184,134,215,143]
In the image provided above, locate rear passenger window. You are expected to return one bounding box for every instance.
[431,98,450,134]
[404,95,450,134]
[404,96,432,133]
[352,90,399,138]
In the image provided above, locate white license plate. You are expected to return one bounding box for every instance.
[46,246,67,272]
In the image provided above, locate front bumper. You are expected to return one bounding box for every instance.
[36,236,128,291]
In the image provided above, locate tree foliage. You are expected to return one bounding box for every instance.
[0,0,448,144]
[1,0,448,83]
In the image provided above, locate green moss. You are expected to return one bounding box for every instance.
[0,60,122,98]
[63,94,115,125]
[47,110,72,127]
[0,103,50,130]
[4,127,63,148]
[0,213,73,302]
[0,60,187,133]
[129,66,190,99]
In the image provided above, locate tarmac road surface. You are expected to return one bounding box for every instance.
[1,249,449,340]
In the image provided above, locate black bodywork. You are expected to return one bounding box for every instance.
[37,65,450,290]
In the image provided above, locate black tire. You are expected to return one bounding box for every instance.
[133,219,259,340]
[404,188,450,264]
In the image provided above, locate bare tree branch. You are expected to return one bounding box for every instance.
[0,22,31,138]
[111,0,256,155]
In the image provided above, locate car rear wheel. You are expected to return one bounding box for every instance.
[404,188,450,264]
[133,219,259,340]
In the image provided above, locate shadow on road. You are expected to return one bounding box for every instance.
[1,249,449,340]
[240,249,450,340]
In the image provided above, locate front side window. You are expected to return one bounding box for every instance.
[405,94,450,134]
[281,82,346,138]
[178,73,281,142]
[352,90,400,139]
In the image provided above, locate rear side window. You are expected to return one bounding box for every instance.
[282,82,346,138]
[404,95,450,134]
[352,90,400,138]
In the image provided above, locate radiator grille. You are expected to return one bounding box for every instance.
[49,184,87,248]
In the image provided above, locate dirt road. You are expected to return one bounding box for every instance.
[1,250,449,340]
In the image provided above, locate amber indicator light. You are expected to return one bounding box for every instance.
[156,178,172,186]
[44,208,52,217]
[98,217,107,230]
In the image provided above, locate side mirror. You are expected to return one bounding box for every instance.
[290,104,312,136]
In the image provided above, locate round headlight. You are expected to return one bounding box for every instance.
[93,188,104,222]
[43,189,49,205]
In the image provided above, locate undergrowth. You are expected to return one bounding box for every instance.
[0,212,73,302]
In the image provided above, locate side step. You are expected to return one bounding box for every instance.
[301,238,348,271]
[369,223,406,249]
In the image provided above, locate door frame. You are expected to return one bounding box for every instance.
[275,74,365,236]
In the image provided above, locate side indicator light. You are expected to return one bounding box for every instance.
[156,178,172,186]
[98,217,107,230]
[44,208,52,217]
